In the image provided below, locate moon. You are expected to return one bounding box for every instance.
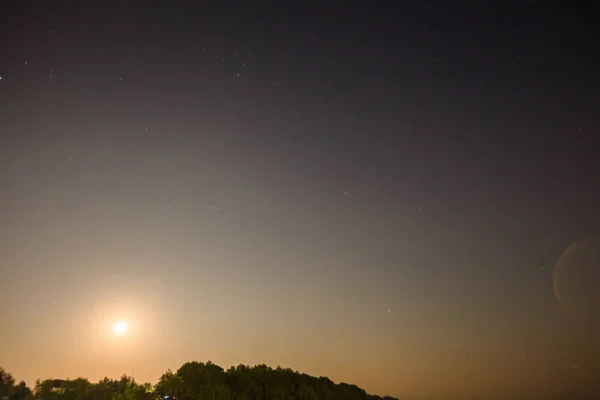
[113,321,128,335]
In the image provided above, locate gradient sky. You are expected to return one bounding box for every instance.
[1,1,600,398]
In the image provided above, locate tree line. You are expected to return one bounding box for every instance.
[1,362,398,400]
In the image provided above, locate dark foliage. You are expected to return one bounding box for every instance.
[0,362,398,400]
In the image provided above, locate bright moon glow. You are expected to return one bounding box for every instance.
[113,321,128,335]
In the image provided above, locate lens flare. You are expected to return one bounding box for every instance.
[554,238,600,322]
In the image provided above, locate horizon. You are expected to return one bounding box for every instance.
[5,360,600,400]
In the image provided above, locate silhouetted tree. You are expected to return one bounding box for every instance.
[9,381,33,400]
[1,362,399,400]
[155,370,183,399]
[33,379,54,399]
[90,378,113,400]
[1,368,16,398]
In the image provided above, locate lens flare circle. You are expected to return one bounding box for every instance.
[554,238,600,322]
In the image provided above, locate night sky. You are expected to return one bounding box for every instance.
[1,1,600,398]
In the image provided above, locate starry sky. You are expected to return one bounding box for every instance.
[1,1,600,398]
